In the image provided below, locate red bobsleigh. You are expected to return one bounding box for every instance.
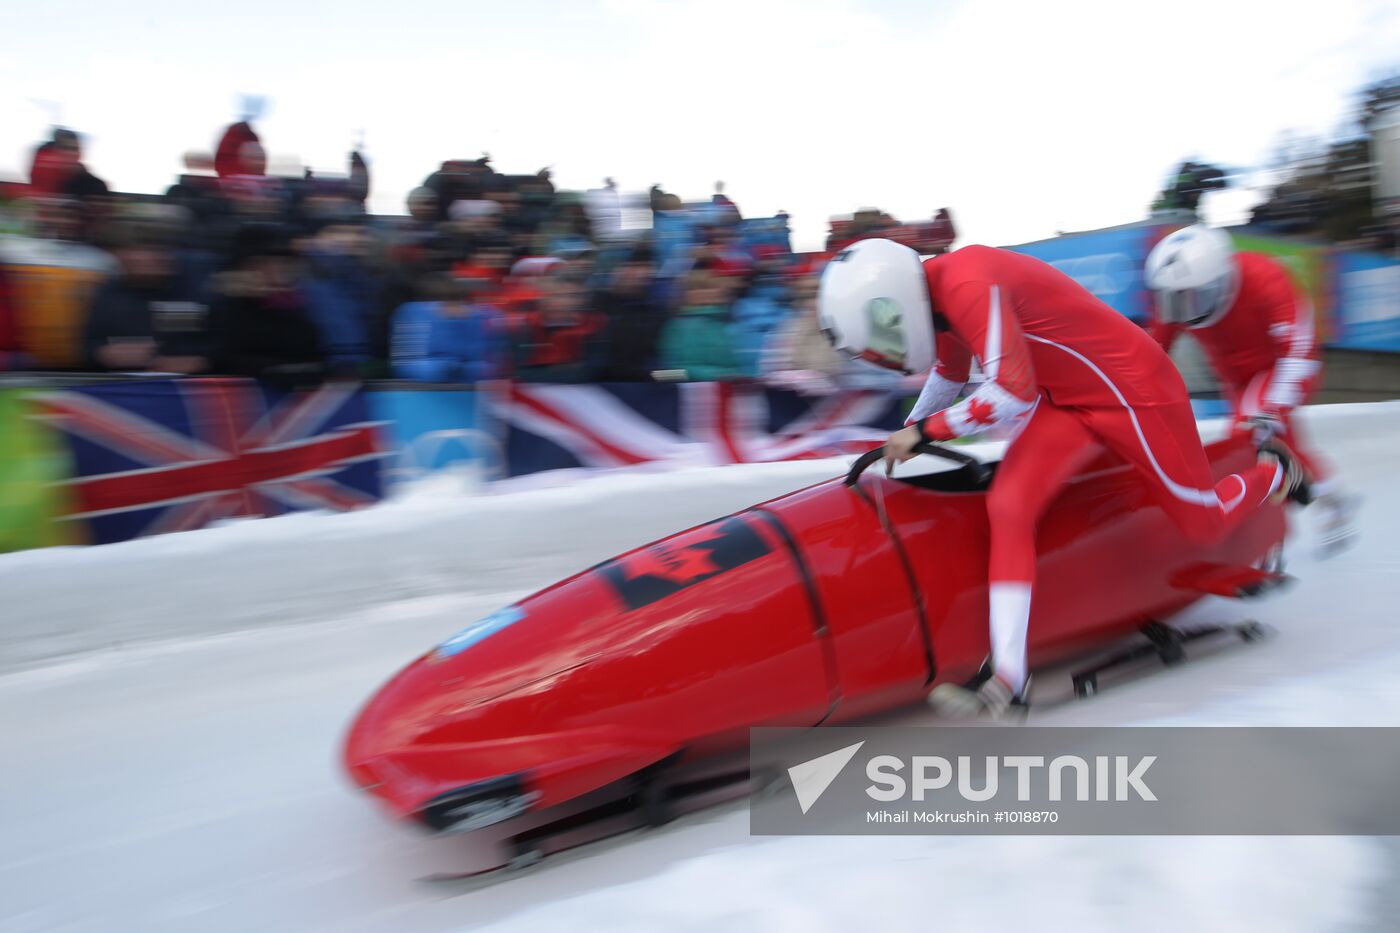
[343,435,1285,875]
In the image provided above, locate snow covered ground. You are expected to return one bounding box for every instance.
[2,402,1399,932]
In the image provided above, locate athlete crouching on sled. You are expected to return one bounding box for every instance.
[818,238,1311,720]
[1145,224,1356,556]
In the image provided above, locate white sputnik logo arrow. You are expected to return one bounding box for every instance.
[788,741,865,814]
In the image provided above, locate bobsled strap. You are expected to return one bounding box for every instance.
[844,447,887,486]
[844,439,990,487]
[915,439,992,485]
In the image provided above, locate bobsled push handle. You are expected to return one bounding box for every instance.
[844,441,991,487]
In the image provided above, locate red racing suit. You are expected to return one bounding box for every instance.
[1151,251,1328,485]
[902,247,1282,690]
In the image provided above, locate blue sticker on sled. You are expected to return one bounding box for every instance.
[434,606,525,658]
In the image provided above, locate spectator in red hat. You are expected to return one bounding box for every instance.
[214,121,264,180]
[29,140,78,198]
[494,256,561,328]
[28,129,107,204]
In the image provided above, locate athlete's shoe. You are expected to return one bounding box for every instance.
[929,671,1029,721]
[1313,491,1359,558]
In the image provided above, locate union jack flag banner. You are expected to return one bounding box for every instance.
[33,379,387,544]
[490,382,911,478]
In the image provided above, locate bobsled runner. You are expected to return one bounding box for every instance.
[343,433,1287,878]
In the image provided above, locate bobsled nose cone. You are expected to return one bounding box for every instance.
[344,509,851,826]
[342,683,410,794]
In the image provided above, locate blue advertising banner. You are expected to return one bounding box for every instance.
[739,215,793,253]
[1006,225,1156,322]
[651,211,702,268]
[368,387,494,484]
[1332,251,1400,351]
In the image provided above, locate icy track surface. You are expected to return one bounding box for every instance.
[3,403,1400,933]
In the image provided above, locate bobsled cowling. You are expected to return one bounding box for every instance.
[344,433,1284,832]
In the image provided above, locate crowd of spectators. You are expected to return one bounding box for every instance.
[0,121,957,391]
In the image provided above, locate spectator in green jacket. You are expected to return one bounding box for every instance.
[658,265,744,381]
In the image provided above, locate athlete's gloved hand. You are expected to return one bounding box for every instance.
[883,422,925,476]
[1245,413,1284,447]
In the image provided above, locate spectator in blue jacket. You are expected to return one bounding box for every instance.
[301,214,386,377]
[729,256,793,376]
[391,274,506,382]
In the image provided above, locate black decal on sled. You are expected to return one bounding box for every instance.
[600,517,770,611]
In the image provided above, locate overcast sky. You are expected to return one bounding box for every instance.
[2,0,1397,250]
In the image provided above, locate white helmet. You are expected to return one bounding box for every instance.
[817,238,935,374]
[1144,224,1240,328]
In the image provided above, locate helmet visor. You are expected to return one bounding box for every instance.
[856,296,909,371]
[1155,276,1232,327]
